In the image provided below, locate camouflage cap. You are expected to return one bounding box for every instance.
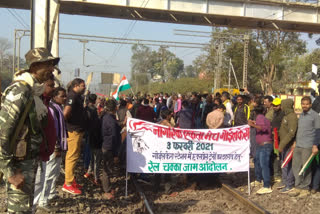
[25,48,60,68]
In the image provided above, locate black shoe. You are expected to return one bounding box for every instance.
[48,195,60,202]
[137,177,152,185]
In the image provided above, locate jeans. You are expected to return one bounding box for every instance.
[254,143,273,188]
[312,163,320,190]
[280,146,295,188]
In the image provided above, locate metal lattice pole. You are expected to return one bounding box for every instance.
[242,35,249,89]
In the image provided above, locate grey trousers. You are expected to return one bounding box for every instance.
[292,147,312,189]
[34,153,62,206]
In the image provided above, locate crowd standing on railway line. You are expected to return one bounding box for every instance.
[0,47,320,213]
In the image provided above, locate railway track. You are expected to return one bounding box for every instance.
[220,184,270,214]
[133,178,270,214]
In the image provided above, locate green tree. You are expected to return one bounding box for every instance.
[184,65,197,78]
[194,28,307,94]
[130,44,185,84]
[137,77,213,94]
[130,44,154,89]
[254,31,306,94]
[166,57,184,79]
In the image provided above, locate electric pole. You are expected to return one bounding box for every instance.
[79,40,89,67]
[242,35,249,89]
[214,40,223,90]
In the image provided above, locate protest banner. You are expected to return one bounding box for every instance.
[126,118,250,175]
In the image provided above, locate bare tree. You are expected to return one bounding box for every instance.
[0,38,12,74]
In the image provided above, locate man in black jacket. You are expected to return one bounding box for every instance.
[312,85,320,113]
[101,99,121,199]
[84,94,102,185]
[178,100,194,129]
[271,98,285,183]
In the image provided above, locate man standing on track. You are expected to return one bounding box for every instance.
[62,78,86,195]
[0,48,59,213]
[289,96,320,197]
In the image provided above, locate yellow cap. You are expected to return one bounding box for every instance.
[272,98,281,106]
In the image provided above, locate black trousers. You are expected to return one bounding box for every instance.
[101,150,113,193]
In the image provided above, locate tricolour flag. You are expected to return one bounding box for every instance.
[112,75,131,100]
[274,128,279,155]
[281,147,294,169]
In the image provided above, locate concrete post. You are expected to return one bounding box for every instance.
[49,0,60,57]
[31,0,49,49]
[31,0,60,79]
[31,0,60,53]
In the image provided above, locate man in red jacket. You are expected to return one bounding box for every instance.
[136,98,156,122]
[33,76,57,211]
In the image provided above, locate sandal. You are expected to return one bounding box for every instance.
[103,192,115,200]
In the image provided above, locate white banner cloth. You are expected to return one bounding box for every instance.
[126,118,250,173]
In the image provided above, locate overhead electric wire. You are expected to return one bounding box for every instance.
[61,32,207,45]
[7,9,29,29]
[181,49,200,57]
[107,0,150,62]
[57,36,204,48]
[12,9,30,29]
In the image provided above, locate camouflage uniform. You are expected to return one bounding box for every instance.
[0,80,44,213]
[0,48,59,214]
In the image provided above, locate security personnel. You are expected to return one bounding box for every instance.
[0,48,59,213]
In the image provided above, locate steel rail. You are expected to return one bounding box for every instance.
[221,184,270,214]
[132,178,154,214]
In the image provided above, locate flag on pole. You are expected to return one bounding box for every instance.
[281,147,294,168]
[112,75,131,100]
[299,153,317,176]
[274,128,279,155]
[311,64,317,93]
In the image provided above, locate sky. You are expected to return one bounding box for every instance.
[0,7,319,92]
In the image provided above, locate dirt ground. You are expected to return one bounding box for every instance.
[220,169,320,214]
[1,163,320,214]
[0,166,144,214]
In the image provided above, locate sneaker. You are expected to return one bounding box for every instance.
[84,173,91,179]
[257,187,272,195]
[273,177,282,183]
[250,180,262,187]
[280,186,293,193]
[62,184,82,195]
[311,189,318,194]
[102,192,115,200]
[298,189,310,197]
[288,188,300,197]
[72,179,83,189]
[276,184,286,190]
[48,194,60,201]
[37,205,56,213]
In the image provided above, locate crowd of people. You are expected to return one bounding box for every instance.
[0,47,320,213]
